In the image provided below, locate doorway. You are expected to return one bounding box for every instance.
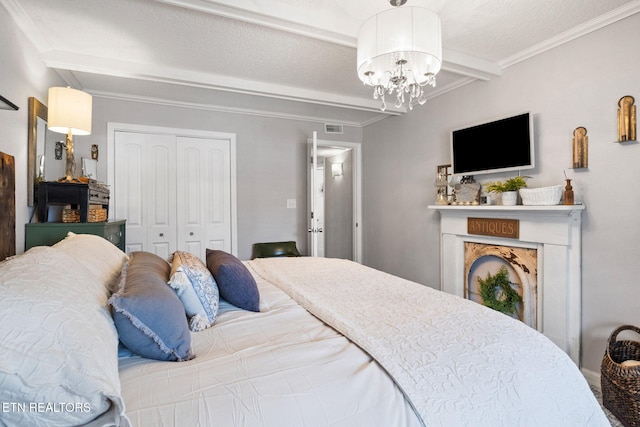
[307,136,362,263]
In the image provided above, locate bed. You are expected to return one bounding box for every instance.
[0,233,609,426]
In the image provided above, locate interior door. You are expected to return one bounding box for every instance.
[307,131,320,257]
[176,136,232,261]
[114,131,177,258]
[307,137,362,262]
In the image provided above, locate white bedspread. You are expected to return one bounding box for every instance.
[118,263,421,427]
[249,257,610,427]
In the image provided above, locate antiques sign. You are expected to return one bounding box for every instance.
[467,217,519,239]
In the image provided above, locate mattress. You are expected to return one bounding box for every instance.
[118,263,421,427]
[119,257,609,427]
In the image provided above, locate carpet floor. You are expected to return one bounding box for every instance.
[591,385,624,426]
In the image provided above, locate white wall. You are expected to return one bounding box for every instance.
[0,6,64,253]
[363,13,640,372]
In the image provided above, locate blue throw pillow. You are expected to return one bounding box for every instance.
[205,249,260,312]
[109,251,193,362]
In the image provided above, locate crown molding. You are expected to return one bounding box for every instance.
[499,1,640,68]
[0,0,51,51]
[85,89,385,128]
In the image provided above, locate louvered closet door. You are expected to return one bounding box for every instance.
[176,136,231,261]
[114,131,177,258]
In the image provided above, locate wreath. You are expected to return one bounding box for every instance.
[477,266,522,315]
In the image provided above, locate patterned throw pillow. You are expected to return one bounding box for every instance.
[168,251,220,332]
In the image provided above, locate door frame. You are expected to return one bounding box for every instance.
[307,137,362,263]
[107,122,238,255]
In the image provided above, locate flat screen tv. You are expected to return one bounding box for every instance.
[451,112,534,176]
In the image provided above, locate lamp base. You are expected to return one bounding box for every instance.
[57,176,83,183]
[64,131,76,180]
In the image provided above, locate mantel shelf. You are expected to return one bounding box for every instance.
[428,204,585,213]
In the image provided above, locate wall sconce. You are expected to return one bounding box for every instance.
[47,87,92,181]
[331,162,343,177]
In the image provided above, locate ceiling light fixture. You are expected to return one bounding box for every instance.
[357,0,442,112]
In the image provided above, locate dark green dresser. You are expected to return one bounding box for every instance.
[25,220,126,252]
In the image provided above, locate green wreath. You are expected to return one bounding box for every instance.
[477,266,522,315]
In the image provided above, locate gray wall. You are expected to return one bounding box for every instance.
[87,97,362,261]
[325,150,353,259]
[363,13,640,373]
[0,7,64,251]
[0,0,362,259]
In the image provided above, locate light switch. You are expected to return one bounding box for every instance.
[287,199,296,209]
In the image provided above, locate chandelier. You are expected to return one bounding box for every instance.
[357,0,442,111]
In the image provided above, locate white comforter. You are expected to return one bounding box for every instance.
[249,257,610,427]
[118,262,420,427]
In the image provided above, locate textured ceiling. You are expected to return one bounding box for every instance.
[3,0,639,125]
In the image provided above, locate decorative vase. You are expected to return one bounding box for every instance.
[563,179,574,205]
[501,191,518,206]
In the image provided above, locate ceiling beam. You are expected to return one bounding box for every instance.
[41,51,406,115]
[155,0,503,81]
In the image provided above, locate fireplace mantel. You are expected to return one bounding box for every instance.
[428,204,585,365]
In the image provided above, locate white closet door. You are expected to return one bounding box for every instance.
[113,128,234,261]
[114,131,177,258]
[176,136,232,261]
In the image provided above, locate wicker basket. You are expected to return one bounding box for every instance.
[62,208,80,223]
[519,185,563,205]
[88,208,107,223]
[601,325,640,427]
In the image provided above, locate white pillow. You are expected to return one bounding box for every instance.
[53,232,128,292]
[0,246,128,426]
[168,251,220,332]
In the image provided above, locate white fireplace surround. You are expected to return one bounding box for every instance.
[429,204,585,366]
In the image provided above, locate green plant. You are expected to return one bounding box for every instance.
[477,266,522,315]
[484,176,529,193]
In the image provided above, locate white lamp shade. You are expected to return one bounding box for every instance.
[357,7,442,86]
[47,87,93,135]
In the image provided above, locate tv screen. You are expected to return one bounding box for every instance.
[451,112,534,176]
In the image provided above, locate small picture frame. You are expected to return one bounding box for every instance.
[436,164,452,205]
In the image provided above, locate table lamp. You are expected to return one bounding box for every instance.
[47,87,92,182]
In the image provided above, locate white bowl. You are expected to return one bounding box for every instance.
[519,185,563,205]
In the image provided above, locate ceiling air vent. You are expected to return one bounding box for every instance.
[324,123,343,134]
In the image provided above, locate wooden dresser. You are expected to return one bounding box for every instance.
[25,220,126,252]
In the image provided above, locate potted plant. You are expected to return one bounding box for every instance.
[484,176,529,205]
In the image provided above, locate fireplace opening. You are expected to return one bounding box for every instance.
[464,242,538,329]
[467,256,524,322]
